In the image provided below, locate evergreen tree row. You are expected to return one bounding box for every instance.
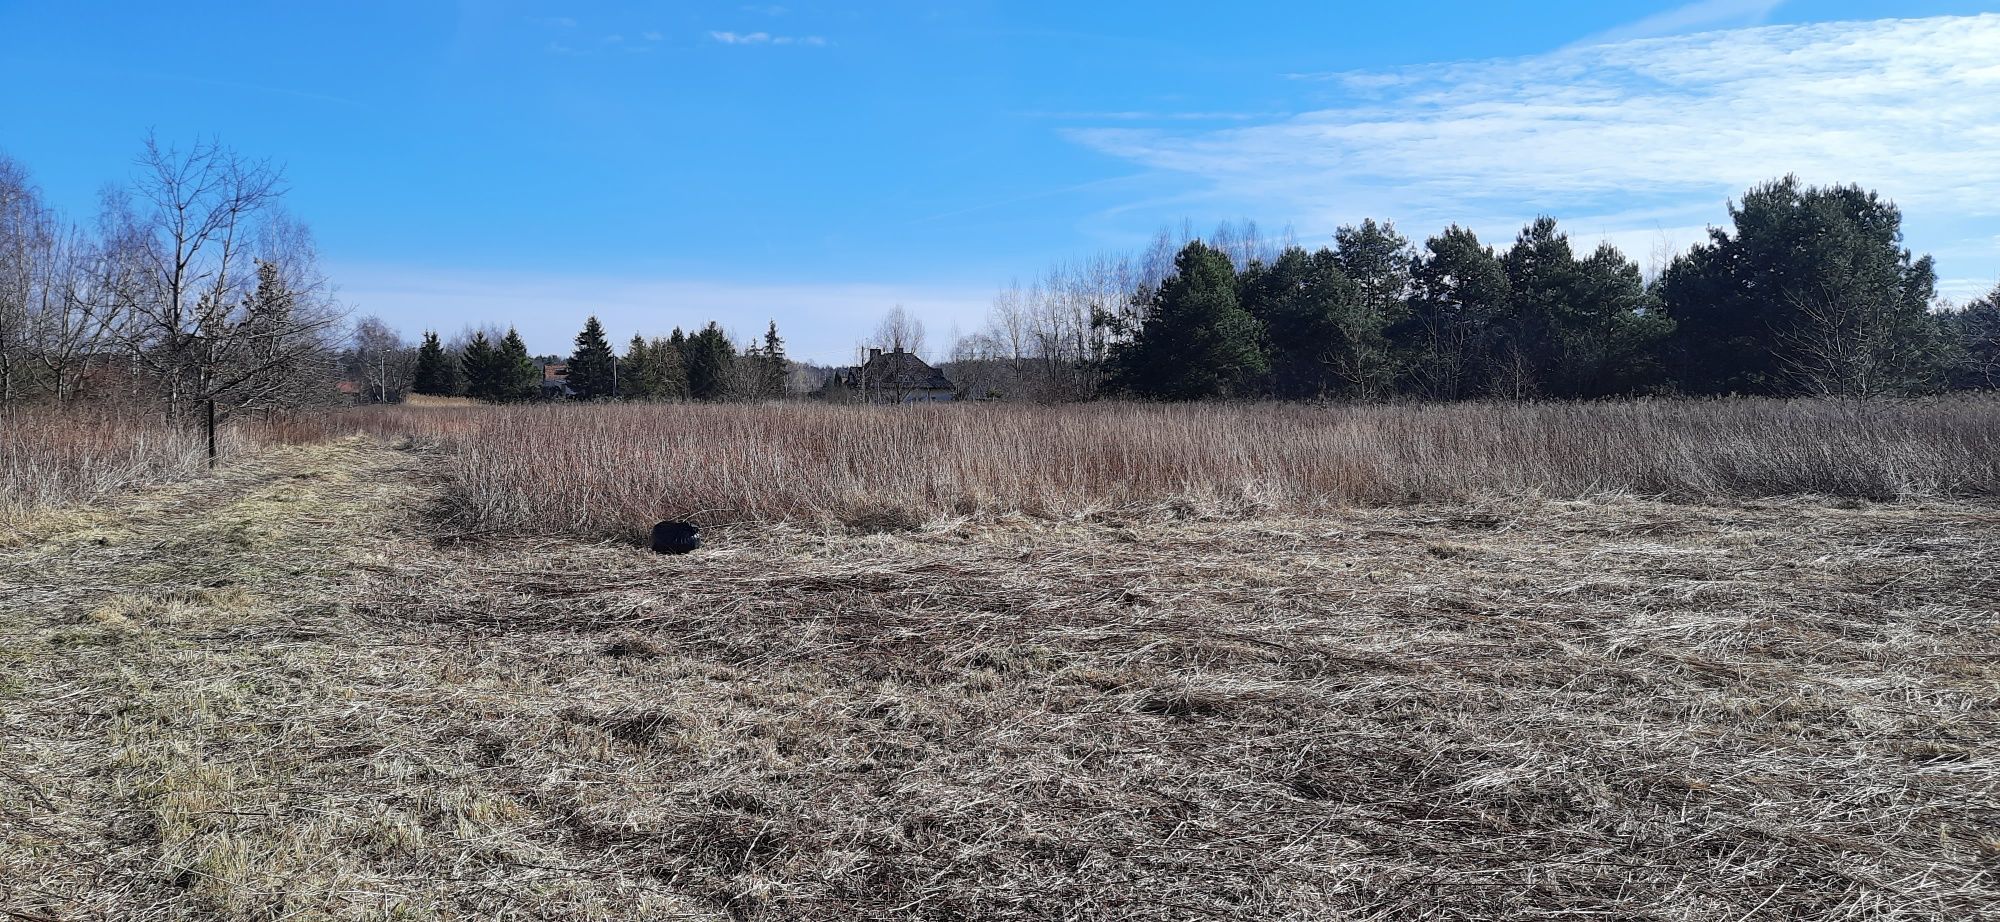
[1105,176,1988,401]
[409,318,790,402]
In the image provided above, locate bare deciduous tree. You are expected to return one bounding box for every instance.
[873,305,927,358]
[349,315,416,404]
[25,222,132,402]
[1781,282,1936,399]
[0,158,135,406]
[0,156,39,406]
[115,136,343,462]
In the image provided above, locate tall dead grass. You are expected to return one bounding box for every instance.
[0,405,239,523]
[303,397,2000,534]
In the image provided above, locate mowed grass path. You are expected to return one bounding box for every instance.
[1,438,1996,921]
[0,438,459,918]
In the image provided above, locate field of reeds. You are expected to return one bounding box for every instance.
[0,405,243,525]
[294,397,2000,535]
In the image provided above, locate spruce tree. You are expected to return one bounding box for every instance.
[684,322,737,400]
[650,335,690,399]
[620,334,654,399]
[497,327,540,402]
[758,320,788,398]
[412,331,459,395]
[460,332,499,402]
[566,316,617,399]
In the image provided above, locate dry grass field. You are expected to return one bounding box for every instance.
[0,406,242,525]
[2,401,1997,921]
[290,398,2000,535]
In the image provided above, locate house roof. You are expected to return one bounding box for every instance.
[846,348,953,391]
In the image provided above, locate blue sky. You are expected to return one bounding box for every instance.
[3,1,1998,361]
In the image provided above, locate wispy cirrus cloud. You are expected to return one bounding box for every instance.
[710,30,825,46]
[1022,110,1287,122]
[1070,14,2000,295]
[1574,0,1788,46]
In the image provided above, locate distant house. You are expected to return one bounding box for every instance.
[824,347,956,404]
[539,361,574,399]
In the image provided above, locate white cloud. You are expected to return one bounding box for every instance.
[709,30,824,46]
[1576,0,1787,46]
[1939,277,1999,304]
[1023,111,1286,122]
[334,266,990,363]
[1071,15,2000,275]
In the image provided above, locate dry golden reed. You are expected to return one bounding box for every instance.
[1,405,235,522]
[299,397,2000,534]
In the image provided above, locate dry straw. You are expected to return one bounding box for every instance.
[287,397,2000,535]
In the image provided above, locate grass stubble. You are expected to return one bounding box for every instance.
[0,403,1996,920]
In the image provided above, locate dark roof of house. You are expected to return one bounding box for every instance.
[844,348,954,390]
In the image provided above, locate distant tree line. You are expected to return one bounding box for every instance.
[398,316,792,403]
[18,145,1987,423]
[952,176,2000,401]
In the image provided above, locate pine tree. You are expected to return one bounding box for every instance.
[1108,240,1267,399]
[566,316,616,399]
[1495,217,1576,399]
[1397,226,1510,400]
[412,331,459,395]
[1657,176,1940,396]
[1330,220,1415,399]
[497,327,540,402]
[1951,285,2000,389]
[1242,246,1363,399]
[1556,242,1671,397]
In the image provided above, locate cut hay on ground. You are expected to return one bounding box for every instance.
[3,436,1993,920]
